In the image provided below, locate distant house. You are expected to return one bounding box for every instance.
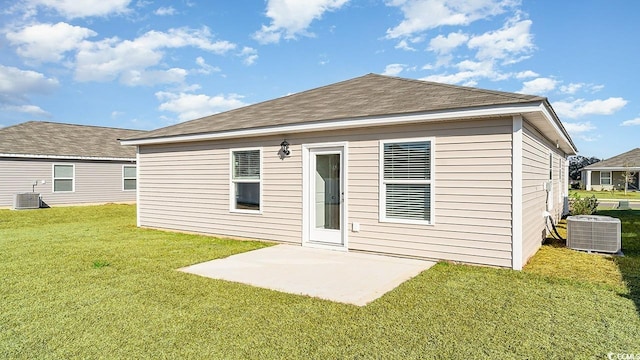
[0,121,145,208]
[582,148,640,191]
[121,74,577,270]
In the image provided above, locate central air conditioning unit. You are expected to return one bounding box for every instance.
[566,215,621,253]
[12,193,41,210]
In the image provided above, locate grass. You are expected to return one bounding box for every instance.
[570,189,640,199]
[1,204,640,359]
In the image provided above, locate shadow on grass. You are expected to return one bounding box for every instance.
[542,222,567,248]
[597,210,640,316]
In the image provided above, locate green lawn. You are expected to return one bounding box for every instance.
[1,205,639,359]
[570,189,640,199]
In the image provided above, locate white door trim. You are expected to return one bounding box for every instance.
[302,142,348,251]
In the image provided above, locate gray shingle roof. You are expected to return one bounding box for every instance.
[0,121,146,159]
[583,148,640,169]
[127,73,546,141]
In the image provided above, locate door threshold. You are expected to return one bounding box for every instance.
[304,242,348,252]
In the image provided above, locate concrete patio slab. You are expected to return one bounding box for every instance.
[179,244,435,306]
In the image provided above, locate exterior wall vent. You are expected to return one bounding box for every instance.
[12,193,41,210]
[566,215,621,253]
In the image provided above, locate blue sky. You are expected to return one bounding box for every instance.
[1,0,638,159]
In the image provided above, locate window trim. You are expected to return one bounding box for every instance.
[229,147,263,214]
[558,157,564,203]
[122,165,137,191]
[52,163,75,193]
[600,171,612,185]
[378,137,435,225]
[547,152,554,211]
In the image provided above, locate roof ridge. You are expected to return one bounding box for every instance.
[369,73,546,102]
[6,120,146,133]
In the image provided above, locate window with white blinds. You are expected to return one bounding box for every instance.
[231,148,261,212]
[380,139,434,224]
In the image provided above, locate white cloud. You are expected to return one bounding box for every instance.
[577,135,599,142]
[560,82,604,94]
[1,104,50,117]
[421,59,505,85]
[518,77,557,95]
[515,70,538,79]
[428,31,469,54]
[155,91,247,122]
[559,83,583,94]
[253,0,350,44]
[422,70,483,85]
[382,63,406,76]
[467,17,533,63]
[74,27,236,84]
[6,22,97,63]
[136,0,152,8]
[395,39,416,51]
[563,121,595,133]
[385,0,516,39]
[621,117,640,126]
[239,47,258,66]
[154,6,176,15]
[27,0,132,18]
[0,65,59,95]
[589,84,605,93]
[120,68,188,86]
[194,57,220,74]
[553,97,627,119]
[0,65,57,117]
[420,13,534,86]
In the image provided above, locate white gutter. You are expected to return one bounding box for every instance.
[0,153,136,161]
[583,167,640,171]
[538,101,577,154]
[120,102,576,154]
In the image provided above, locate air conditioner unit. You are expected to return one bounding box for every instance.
[12,193,41,210]
[566,215,621,253]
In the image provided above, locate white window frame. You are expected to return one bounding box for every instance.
[52,163,75,193]
[379,137,435,225]
[229,147,263,214]
[600,171,612,185]
[122,165,137,191]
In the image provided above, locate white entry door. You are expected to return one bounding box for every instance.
[307,146,345,246]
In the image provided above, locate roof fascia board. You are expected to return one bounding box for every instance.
[583,166,640,171]
[538,102,577,154]
[121,102,569,147]
[0,153,136,161]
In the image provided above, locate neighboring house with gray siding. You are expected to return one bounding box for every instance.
[121,74,576,270]
[581,148,640,191]
[0,121,145,208]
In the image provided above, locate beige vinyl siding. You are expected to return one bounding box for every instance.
[0,158,137,207]
[521,121,567,265]
[348,119,513,267]
[138,139,302,242]
[138,117,514,267]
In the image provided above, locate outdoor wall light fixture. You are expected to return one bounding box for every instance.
[280,140,290,156]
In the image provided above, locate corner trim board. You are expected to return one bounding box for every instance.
[512,115,523,270]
